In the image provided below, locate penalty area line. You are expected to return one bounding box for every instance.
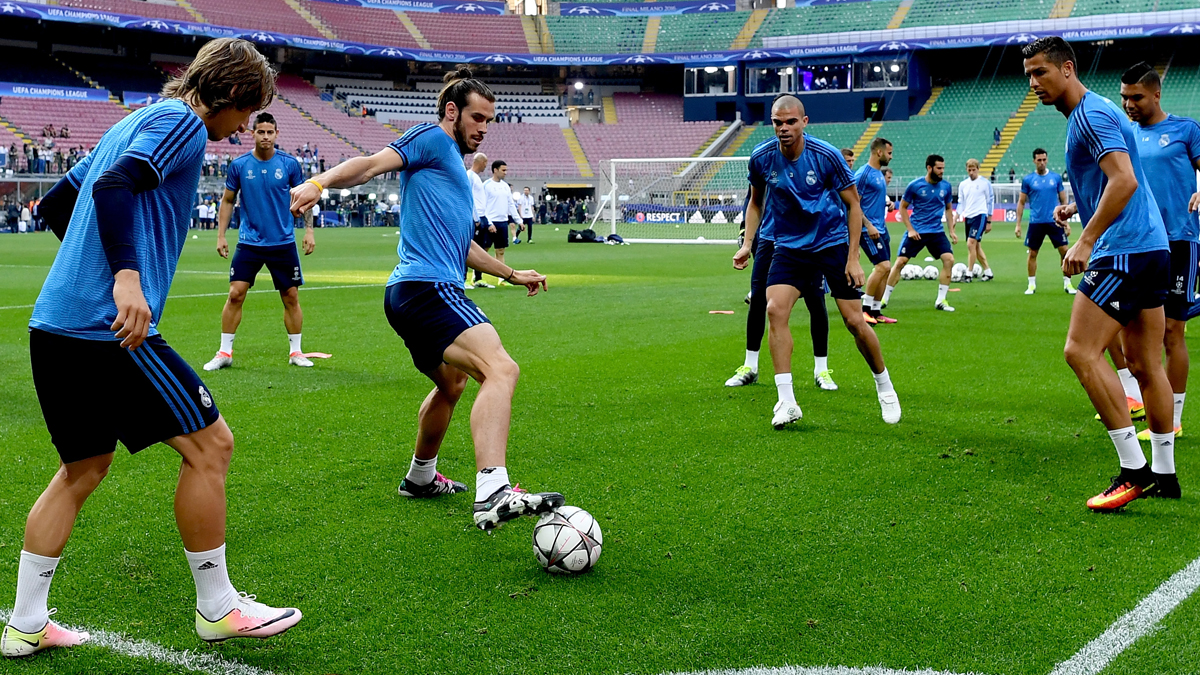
[0,609,282,675]
[660,666,983,675]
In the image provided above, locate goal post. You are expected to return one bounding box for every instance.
[592,156,751,244]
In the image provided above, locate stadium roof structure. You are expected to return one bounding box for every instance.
[3,0,1199,65]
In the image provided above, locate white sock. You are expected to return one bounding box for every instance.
[936,284,949,304]
[10,551,58,633]
[1117,368,1143,404]
[406,455,437,485]
[814,356,828,376]
[1174,392,1186,429]
[873,368,895,394]
[882,285,895,304]
[1028,276,1036,286]
[1063,275,1072,287]
[475,466,510,501]
[1108,426,1147,470]
[868,297,881,311]
[219,333,235,355]
[775,373,795,404]
[184,545,238,621]
[1150,431,1176,474]
[288,333,302,355]
[744,350,759,372]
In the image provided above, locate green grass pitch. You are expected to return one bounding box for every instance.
[1,226,1199,674]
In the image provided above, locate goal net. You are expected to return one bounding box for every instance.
[590,156,750,244]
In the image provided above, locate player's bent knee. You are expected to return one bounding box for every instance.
[61,454,114,490]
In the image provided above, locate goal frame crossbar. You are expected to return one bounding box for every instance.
[592,156,751,245]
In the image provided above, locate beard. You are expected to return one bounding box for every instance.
[453,117,476,155]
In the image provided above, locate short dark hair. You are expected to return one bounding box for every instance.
[254,112,276,129]
[491,160,506,172]
[1021,36,1076,69]
[437,67,495,121]
[870,137,892,152]
[1033,148,1048,159]
[926,154,944,168]
[840,148,854,158]
[1121,61,1161,90]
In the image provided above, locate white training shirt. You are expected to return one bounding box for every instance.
[517,193,535,219]
[467,167,486,221]
[483,177,520,223]
[957,176,995,219]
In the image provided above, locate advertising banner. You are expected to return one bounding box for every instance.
[559,1,733,17]
[306,0,506,15]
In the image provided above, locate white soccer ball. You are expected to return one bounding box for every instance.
[951,262,967,282]
[923,265,940,280]
[972,263,983,277]
[901,265,918,280]
[533,506,602,574]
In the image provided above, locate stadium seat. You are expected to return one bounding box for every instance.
[545,16,648,54]
[750,3,899,47]
[655,13,745,53]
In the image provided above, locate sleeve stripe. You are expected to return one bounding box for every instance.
[150,114,204,170]
[1075,114,1105,157]
[390,123,436,153]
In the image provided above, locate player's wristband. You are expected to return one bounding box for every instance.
[305,178,324,193]
[504,269,515,282]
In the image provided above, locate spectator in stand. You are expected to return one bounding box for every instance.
[59,125,69,139]
[1008,167,1016,183]
[54,150,63,174]
[537,196,547,225]
[20,202,30,232]
[223,153,232,176]
[993,127,1001,146]
[319,157,325,173]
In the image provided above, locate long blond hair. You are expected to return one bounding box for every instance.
[162,38,276,114]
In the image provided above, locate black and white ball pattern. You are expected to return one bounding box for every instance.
[532,506,602,574]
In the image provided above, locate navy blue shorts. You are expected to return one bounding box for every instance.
[1026,222,1068,251]
[474,217,492,250]
[384,281,491,374]
[230,242,303,291]
[897,231,953,260]
[767,243,861,301]
[1078,251,1170,326]
[750,237,775,299]
[1166,240,1200,321]
[965,214,988,241]
[492,220,510,249]
[860,229,891,266]
[30,329,220,464]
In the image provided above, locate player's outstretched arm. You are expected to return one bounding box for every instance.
[1015,193,1026,237]
[840,185,866,288]
[900,200,919,240]
[734,184,764,269]
[290,147,405,216]
[467,240,546,296]
[216,188,237,258]
[302,209,315,255]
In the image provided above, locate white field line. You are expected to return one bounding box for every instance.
[662,662,979,667]
[0,609,282,675]
[0,283,381,311]
[1047,554,1200,675]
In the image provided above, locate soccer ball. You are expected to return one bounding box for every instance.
[923,265,939,280]
[951,262,967,282]
[972,263,983,277]
[901,265,919,280]
[533,506,602,574]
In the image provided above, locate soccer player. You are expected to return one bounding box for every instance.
[2,39,300,659]
[483,159,520,285]
[856,137,897,324]
[841,147,855,169]
[1121,60,1200,442]
[1022,37,1176,510]
[733,95,900,427]
[289,68,563,530]
[516,186,535,243]
[1015,148,1076,295]
[881,155,958,312]
[204,112,315,371]
[466,152,490,289]
[958,159,994,282]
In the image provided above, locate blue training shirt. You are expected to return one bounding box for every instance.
[901,176,953,234]
[226,151,305,247]
[1021,170,1064,225]
[854,164,888,232]
[1065,91,1168,260]
[30,99,207,340]
[747,133,855,252]
[1132,114,1200,243]
[385,123,474,285]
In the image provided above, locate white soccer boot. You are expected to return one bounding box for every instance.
[203,352,232,371]
[772,401,802,430]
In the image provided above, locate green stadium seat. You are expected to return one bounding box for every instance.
[750,3,900,48]
[655,13,745,53]
[901,0,1053,28]
[545,16,647,54]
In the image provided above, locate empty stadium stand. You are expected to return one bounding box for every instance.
[56,0,197,23]
[574,93,723,175]
[388,119,583,178]
[277,74,398,152]
[57,52,166,97]
[655,13,745,53]
[749,2,900,48]
[408,13,530,53]
[186,0,324,37]
[296,0,421,48]
[545,16,647,54]
[899,0,1054,28]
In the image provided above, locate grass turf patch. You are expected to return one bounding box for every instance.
[0,227,1197,674]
